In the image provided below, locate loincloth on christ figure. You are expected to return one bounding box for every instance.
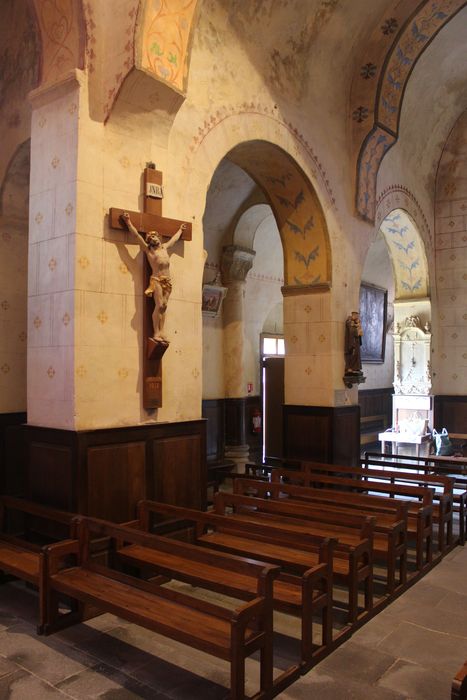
[144,275,173,298]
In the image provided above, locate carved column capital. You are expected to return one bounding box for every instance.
[221,245,255,284]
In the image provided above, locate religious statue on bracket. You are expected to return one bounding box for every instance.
[343,311,366,388]
[120,212,186,352]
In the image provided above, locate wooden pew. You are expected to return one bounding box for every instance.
[0,496,77,632]
[213,490,377,616]
[43,516,279,700]
[270,468,434,572]
[295,459,455,552]
[134,500,335,669]
[233,477,407,594]
[452,659,467,700]
[160,494,373,625]
[364,452,467,545]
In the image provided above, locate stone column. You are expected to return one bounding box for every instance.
[281,285,361,465]
[27,71,85,428]
[221,245,255,468]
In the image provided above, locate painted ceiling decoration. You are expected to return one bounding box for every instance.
[227,141,331,288]
[32,0,85,87]
[140,0,199,94]
[380,208,429,299]
[353,0,467,223]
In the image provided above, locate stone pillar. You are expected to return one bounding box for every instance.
[27,71,86,428]
[221,245,255,468]
[281,284,361,465]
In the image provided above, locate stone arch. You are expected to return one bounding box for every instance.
[378,208,430,301]
[232,204,273,250]
[225,140,331,288]
[351,0,466,222]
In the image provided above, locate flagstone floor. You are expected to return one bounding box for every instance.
[0,544,466,699]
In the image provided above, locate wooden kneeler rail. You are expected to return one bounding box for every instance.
[42,516,281,700]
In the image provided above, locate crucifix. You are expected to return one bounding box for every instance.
[109,166,192,409]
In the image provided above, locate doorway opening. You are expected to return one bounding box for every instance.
[261,334,285,464]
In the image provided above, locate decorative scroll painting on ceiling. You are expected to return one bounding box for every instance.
[353,0,466,222]
[227,141,331,287]
[141,0,198,94]
[33,0,84,86]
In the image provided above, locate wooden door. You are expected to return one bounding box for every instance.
[263,356,284,461]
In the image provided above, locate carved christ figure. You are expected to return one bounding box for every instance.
[121,212,186,342]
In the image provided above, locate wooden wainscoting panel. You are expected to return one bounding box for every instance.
[284,405,360,465]
[29,442,74,510]
[87,442,146,522]
[202,399,225,462]
[152,434,203,510]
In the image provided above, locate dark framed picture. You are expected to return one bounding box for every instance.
[202,284,227,317]
[359,282,387,363]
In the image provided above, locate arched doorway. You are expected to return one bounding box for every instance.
[201,140,331,470]
[359,207,432,451]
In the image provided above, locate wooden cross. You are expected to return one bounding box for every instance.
[109,167,192,409]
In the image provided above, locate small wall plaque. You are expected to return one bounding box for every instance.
[146,182,164,199]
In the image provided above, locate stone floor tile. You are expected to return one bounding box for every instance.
[422,561,467,594]
[0,622,98,685]
[377,621,467,673]
[278,672,406,699]
[311,640,397,685]
[124,652,229,696]
[378,659,451,700]
[56,662,168,699]
[435,589,467,613]
[0,668,71,698]
[0,656,20,678]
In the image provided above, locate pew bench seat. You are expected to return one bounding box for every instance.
[43,518,279,700]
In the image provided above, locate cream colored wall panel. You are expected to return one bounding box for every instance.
[52,291,74,347]
[80,291,125,347]
[284,323,309,356]
[452,230,467,247]
[38,235,71,294]
[29,190,55,244]
[75,345,139,405]
[438,308,456,326]
[122,293,143,349]
[28,294,52,347]
[27,399,75,429]
[307,322,333,356]
[27,346,73,403]
[0,350,26,412]
[0,318,26,353]
[28,243,39,296]
[54,181,77,238]
[435,202,451,217]
[435,233,452,249]
[437,215,464,234]
[76,181,105,238]
[103,239,142,296]
[202,320,224,399]
[103,130,147,196]
[75,234,104,292]
[77,123,104,188]
[452,200,467,216]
